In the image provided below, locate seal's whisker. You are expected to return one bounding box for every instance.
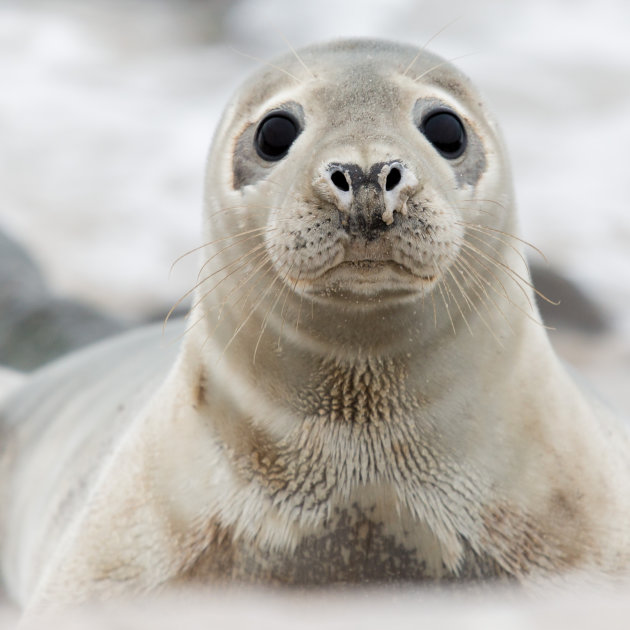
[197,229,277,280]
[219,261,281,362]
[277,270,301,349]
[277,32,317,80]
[164,242,270,329]
[458,239,534,309]
[436,279,456,335]
[253,263,295,364]
[204,201,292,222]
[414,51,480,83]
[209,245,281,321]
[458,227,558,311]
[429,179,501,222]
[420,279,427,319]
[228,254,276,311]
[457,220,549,264]
[457,244,514,305]
[228,45,303,84]
[451,259,511,344]
[457,246,550,330]
[201,261,273,355]
[402,17,463,77]
[460,237,557,309]
[445,268,474,336]
[208,204,290,223]
[456,246,531,331]
[458,197,507,212]
[451,262,503,336]
[162,309,205,345]
[199,255,277,356]
[295,276,305,334]
[451,256,493,309]
[169,225,275,273]
[187,244,275,321]
[460,227,530,277]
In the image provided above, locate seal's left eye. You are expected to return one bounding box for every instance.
[421,110,467,159]
[255,113,299,161]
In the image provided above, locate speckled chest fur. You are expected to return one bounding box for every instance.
[179,356,557,587]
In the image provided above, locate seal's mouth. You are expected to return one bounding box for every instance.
[301,258,436,300]
[326,259,420,277]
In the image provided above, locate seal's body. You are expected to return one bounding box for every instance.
[2,39,630,611]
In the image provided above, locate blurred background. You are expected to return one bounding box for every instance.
[0,0,629,409]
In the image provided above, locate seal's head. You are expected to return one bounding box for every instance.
[198,39,521,350]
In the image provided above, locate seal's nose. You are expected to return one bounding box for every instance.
[319,161,418,238]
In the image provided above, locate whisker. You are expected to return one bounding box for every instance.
[458,197,507,212]
[444,268,474,336]
[222,252,280,319]
[204,202,289,222]
[460,237,557,306]
[164,242,270,329]
[402,16,463,77]
[457,246,551,330]
[204,245,280,322]
[170,224,276,275]
[414,51,481,83]
[228,45,303,84]
[253,263,295,364]
[279,270,302,348]
[451,259,510,344]
[199,255,277,357]
[457,245,529,324]
[218,260,281,362]
[458,239,534,309]
[164,310,207,347]
[295,275,305,334]
[197,229,276,280]
[430,286,438,329]
[457,220,549,264]
[276,31,316,80]
[436,277,457,335]
[459,227,531,277]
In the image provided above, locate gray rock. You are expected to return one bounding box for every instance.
[530,262,609,335]
[0,230,130,370]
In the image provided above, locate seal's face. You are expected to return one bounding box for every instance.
[205,39,512,308]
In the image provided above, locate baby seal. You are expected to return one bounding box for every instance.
[2,38,630,612]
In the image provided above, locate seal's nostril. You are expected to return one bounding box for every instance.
[330,170,350,192]
[385,167,402,191]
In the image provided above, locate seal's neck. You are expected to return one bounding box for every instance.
[188,270,545,423]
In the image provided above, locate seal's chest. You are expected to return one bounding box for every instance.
[186,503,508,586]
[235,504,431,585]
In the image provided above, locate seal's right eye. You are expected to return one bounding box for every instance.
[255,113,300,161]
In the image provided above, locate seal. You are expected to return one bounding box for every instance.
[2,38,630,612]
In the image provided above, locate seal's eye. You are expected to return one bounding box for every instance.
[255,113,299,161]
[421,110,467,159]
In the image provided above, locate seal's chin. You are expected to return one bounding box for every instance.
[300,259,436,301]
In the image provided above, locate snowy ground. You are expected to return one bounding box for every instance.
[6,585,630,630]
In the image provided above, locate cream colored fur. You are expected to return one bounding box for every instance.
[2,39,630,617]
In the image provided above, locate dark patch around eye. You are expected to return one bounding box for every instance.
[232,102,305,190]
